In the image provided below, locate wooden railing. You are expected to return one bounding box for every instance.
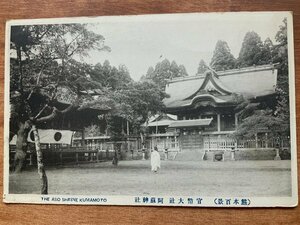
[203,136,290,151]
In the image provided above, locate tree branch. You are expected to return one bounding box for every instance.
[35,100,79,123]
[34,104,49,120]
[27,59,57,101]
[65,32,83,53]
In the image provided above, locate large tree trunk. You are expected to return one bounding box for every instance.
[32,125,48,194]
[14,121,31,173]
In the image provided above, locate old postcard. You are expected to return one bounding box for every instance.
[3,12,297,207]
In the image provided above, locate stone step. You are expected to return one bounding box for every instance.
[203,151,233,161]
[174,150,205,161]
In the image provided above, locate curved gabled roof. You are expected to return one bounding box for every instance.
[164,76,205,106]
[164,64,277,109]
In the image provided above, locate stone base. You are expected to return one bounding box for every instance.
[274,155,281,160]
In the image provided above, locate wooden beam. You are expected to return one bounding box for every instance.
[217,114,221,132]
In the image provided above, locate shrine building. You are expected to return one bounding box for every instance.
[161,64,278,153]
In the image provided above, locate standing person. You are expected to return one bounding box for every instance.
[151,146,161,172]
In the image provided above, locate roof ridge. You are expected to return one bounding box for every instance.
[167,64,276,84]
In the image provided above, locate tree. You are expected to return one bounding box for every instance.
[237,31,273,67]
[234,109,285,139]
[273,18,290,134]
[86,79,168,136]
[235,19,289,130]
[196,59,208,75]
[261,38,274,64]
[210,40,236,71]
[10,24,109,193]
[234,19,290,140]
[233,95,286,141]
[88,59,168,146]
[273,18,288,93]
[90,61,132,90]
[144,59,188,90]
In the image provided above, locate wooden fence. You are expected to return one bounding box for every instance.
[9,137,146,168]
[203,135,290,151]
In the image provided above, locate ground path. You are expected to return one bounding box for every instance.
[9,160,292,197]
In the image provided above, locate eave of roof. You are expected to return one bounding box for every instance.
[164,64,277,109]
[147,120,174,127]
[165,94,236,109]
[169,118,212,128]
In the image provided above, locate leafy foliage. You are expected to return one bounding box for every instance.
[273,18,289,132]
[234,19,290,138]
[233,94,286,139]
[10,24,110,173]
[237,31,273,67]
[273,18,289,95]
[196,59,208,75]
[234,109,285,138]
[210,40,236,71]
[10,24,109,115]
[88,66,168,138]
[89,60,132,90]
[143,59,188,90]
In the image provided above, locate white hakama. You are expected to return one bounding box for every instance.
[151,150,161,172]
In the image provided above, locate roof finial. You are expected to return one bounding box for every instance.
[206,65,219,78]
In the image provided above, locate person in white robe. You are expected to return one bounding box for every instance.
[151,146,161,172]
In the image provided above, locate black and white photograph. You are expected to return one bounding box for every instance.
[3,12,297,207]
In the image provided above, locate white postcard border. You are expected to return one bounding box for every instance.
[3,11,298,207]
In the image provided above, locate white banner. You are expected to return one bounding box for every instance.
[10,129,74,145]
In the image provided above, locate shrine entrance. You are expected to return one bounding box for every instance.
[180,130,204,151]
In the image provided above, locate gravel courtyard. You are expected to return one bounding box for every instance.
[9,160,292,197]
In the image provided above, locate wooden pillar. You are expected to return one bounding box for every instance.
[100,142,103,161]
[76,153,79,164]
[81,129,86,150]
[142,142,146,160]
[92,139,95,150]
[178,133,182,152]
[255,133,258,149]
[60,152,63,165]
[105,125,108,136]
[90,152,94,161]
[96,151,99,162]
[151,137,153,150]
[234,139,238,149]
[29,153,33,166]
[127,120,130,135]
[217,114,221,132]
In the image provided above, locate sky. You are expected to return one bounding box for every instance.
[81,12,287,81]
